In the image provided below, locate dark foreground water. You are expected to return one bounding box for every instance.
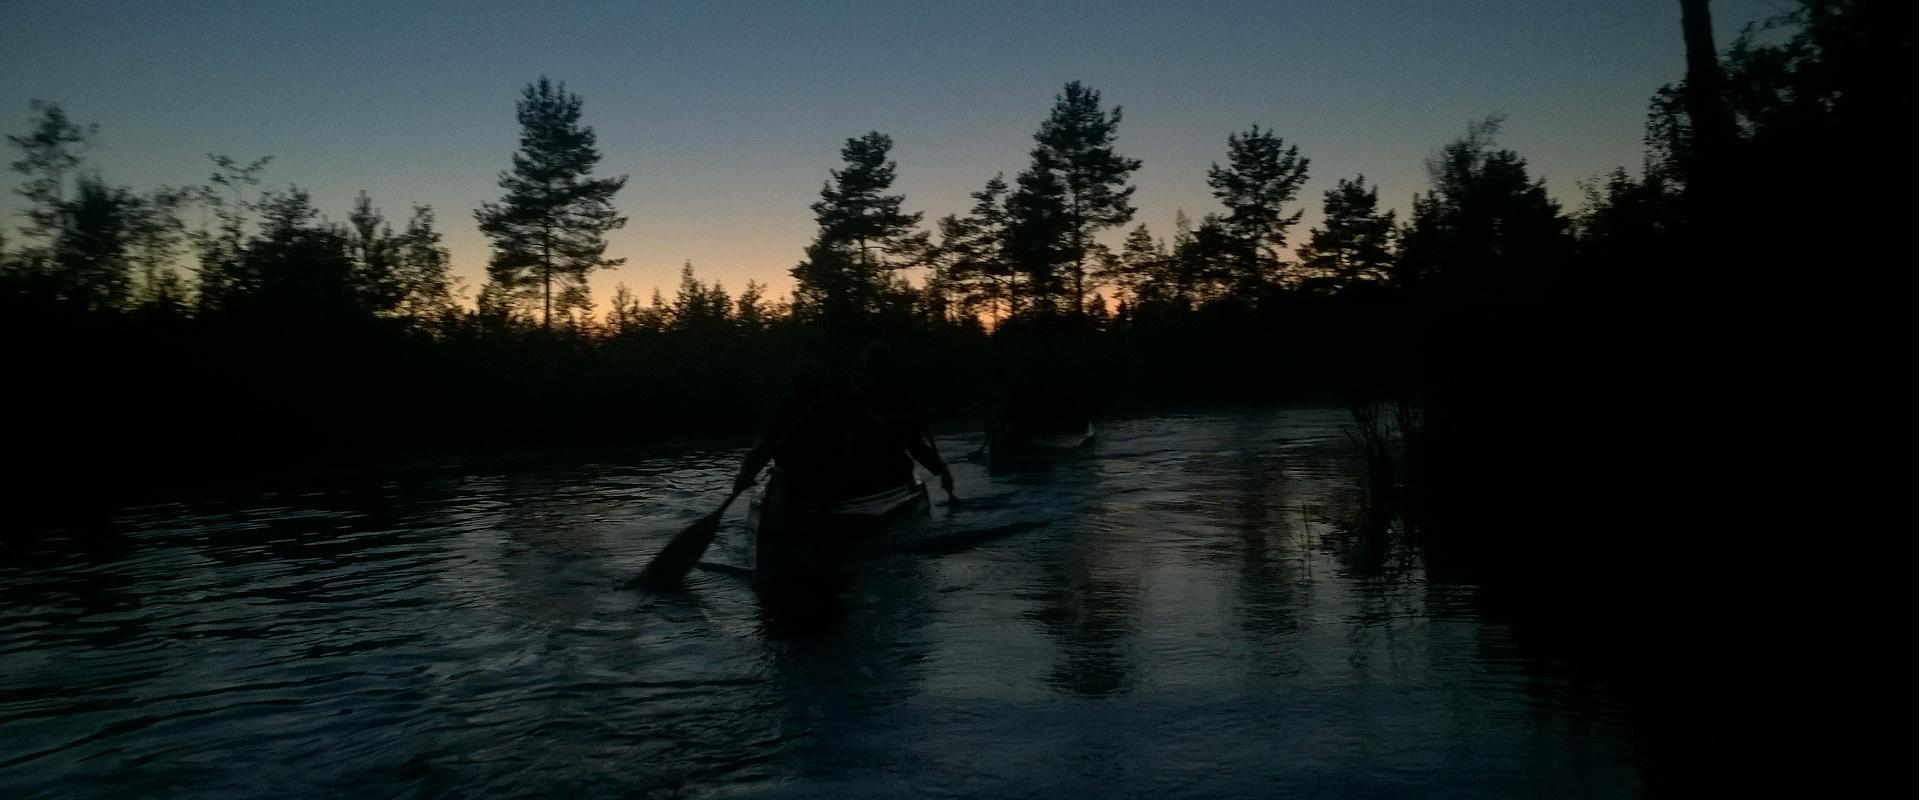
[1,408,1644,798]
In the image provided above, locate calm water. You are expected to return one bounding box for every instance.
[1,408,1644,798]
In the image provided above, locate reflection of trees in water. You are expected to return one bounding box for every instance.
[1230,442,1302,644]
[1025,551,1140,697]
[1008,439,1146,698]
[1175,409,1447,680]
[1173,418,1305,646]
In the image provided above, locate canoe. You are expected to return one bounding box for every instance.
[987,421,1095,470]
[746,470,930,583]
[1018,421,1095,451]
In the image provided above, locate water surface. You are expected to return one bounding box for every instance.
[0,408,1643,798]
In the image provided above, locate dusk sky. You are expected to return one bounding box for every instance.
[2,1,1780,307]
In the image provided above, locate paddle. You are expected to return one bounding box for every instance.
[629,394,825,591]
[626,490,747,590]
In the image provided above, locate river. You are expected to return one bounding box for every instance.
[0,407,1645,798]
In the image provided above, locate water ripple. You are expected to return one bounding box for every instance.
[0,408,1643,798]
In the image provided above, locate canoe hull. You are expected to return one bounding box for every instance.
[747,473,930,584]
[988,422,1095,471]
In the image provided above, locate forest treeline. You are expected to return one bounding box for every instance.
[0,1,1904,527]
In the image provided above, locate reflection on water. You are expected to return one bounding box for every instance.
[0,408,1644,798]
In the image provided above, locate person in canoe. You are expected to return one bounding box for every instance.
[730,351,953,579]
[974,359,1092,460]
[638,353,951,593]
[732,358,839,505]
[731,351,954,505]
[848,342,955,502]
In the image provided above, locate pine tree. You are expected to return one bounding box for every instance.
[1102,222,1164,306]
[128,187,190,313]
[393,205,457,327]
[243,186,358,320]
[671,261,731,332]
[1298,176,1396,291]
[791,131,927,323]
[1017,82,1142,313]
[7,101,93,244]
[1572,166,1679,283]
[194,154,271,314]
[605,282,641,336]
[347,191,403,315]
[1205,125,1309,296]
[934,174,1017,323]
[474,77,627,330]
[1164,209,1203,311]
[1004,150,1074,315]
[734,280,769,332]
[1086,290,1111,327]
[54,177,157,311]
[1398,118,1572,301]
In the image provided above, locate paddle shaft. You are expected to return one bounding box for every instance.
[631,394,824,588]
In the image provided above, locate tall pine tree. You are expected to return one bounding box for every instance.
[474,77,627,330]
[1205,125,1309,298]
[347,190,402,315]
[1014,82,1141,314]
[1298,176,1396,292]
[934,174,1015,323]
[1004,149,1073,315]
[392,205,457,327]
[791,131,927,323]
[1102,222,1166,306]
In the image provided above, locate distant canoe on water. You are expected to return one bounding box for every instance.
[986,421,1095,471]
[1017,421,1096,451]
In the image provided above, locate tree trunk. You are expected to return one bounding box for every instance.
[541,223,552,331]
[1679,0,1735,206]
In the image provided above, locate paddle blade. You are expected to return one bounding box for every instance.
[628,508,725,590]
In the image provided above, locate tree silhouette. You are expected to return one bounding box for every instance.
[242,186,358,321]
[1104,222,1169,307]
[605,282,644,336]
[347,191,403,316]
[671,260,732,332]
[1677,0,1736,218]
[50,176,141,311]
[1298,176,1396,292]
[194,154,271,314]
[392,205,457,328]
[934,174,1016,323]
[0,102,160,312]
[1161,209,1207,311]
[734,280,770,332]
[127,187,191,314]
[7,101,93,244]
[474,77,627,331]
[1205,125,1309,297]
[1180,211,1238,306]
[1574,167,1680,279]
[1019,82,1142,314]
[791,131,927,324]
[1004,148,1075,315]
[1397,118,1572,302]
